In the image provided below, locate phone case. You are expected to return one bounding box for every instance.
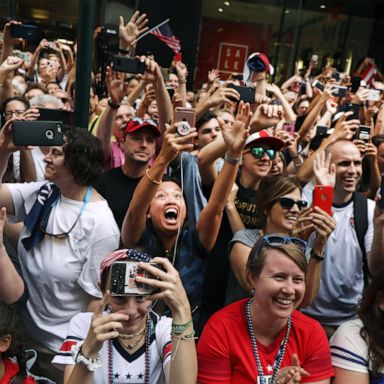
[313,185,333,216]
[174,107,196,127]
[227,84,255,103]
[10,24,39,40]
[111,56,145,74]
[13,121,64,146]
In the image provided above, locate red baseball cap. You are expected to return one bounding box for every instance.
[245,130,284,151]
[122,118,161,138]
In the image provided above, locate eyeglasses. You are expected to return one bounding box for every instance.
[277,197,308,211]
[260,234,308,253]
[247,147,276,160]
[40,213,82,239]
[131,117,157,126]
[4,110,26,118]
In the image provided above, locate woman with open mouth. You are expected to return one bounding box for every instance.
[197,234,334,384]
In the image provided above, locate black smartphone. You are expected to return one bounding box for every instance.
[332,71,341,81]
[10,24,39,40]
[332,86,347,98]
[166,87,175,99]
[355,125,371,143]
[316,125,328,137]
[345,103,360,121]
[351,76,361,93]
[12,121,64,146]
[227,84,255,103]
[111,56,145,74]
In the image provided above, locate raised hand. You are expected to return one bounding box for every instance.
[119,11,149,49]
[106,66,129,104]
[331,113,359,140]
[312,206,336,247]
[175,61,188,81]
[250,103,284,132]
[81,291,129,359]
[220,100,251,155]
[0,117,32,153]
[207,68,220,83]
[0,56,24,77]
[158,123,197,163]
[313,151,336,187]
[136,258,191,319]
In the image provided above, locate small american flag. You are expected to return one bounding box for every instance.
[149,20,181,53]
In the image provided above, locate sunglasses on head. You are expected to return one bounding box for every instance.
[277,197,308,210]
[248,147,276,160]
[260,234,308,253]
[131,117,157,126]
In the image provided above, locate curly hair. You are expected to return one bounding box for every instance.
[63,126,105,185]
[358,269,384,375]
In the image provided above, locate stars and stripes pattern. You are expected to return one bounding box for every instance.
[149,21,181,53]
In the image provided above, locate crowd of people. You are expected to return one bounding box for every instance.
[0,8,384,384]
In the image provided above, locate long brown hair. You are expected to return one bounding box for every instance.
[358,269,384,375]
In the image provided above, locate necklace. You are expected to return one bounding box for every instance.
[120,328,146,350]
[245,298,292,384]
[108,313,152,384]
[119,325,147,339]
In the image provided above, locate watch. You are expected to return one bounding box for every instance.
[71,341,101,371]
[107,97,120,110]
[310,249,325,262]
[224,153,241,165]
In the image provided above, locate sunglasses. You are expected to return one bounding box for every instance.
[248,147,276,160]
[277,197,308,210]
[260,234,308,253]
[131,117,157,126]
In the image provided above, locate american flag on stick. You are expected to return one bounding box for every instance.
[137,18,181,53]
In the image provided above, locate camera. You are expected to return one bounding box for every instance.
[110,261,160,296]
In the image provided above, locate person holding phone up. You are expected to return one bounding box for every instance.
[53,249,197,384]
[0,120,120,381]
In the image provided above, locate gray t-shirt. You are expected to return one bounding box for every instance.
[225,228,260,305]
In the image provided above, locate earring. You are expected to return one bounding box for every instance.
[250,288,255,296]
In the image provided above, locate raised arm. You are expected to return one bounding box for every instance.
[368,195,384,272]
[121,123,197,247]
[265,83,297,123]
[0,207,24,304]
[196,103,251,251]
[96,66,128,160]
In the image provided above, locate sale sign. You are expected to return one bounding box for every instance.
[217,43,248,74]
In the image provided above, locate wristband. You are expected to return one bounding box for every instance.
[71,341,101,371]
[107,97,120,110]
[224,153,241,165]
[171,319,193,335]
[145,168,162,185]
[311,249,325,261]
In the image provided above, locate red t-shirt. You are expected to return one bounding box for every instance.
[197,299,334,384]
[0,358,36,384]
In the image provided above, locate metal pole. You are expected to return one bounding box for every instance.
[287,0,303,77]
[272,0,287,83]
[74,0,96,128]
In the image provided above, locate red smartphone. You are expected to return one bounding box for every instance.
[313,185,333,216]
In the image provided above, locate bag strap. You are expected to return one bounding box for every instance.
[353,192,370,286]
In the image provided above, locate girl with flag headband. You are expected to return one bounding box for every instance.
[53,248,197,384]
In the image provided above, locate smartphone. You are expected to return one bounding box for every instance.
[366,89,380,102]
[161,67,170,82]
[110,261,159,296]
[355,125,371,143]
[312,80,324,91]
[111,56,145,74]
[332,71,341,82]
[14,51,31,64]
[313,185,333,216]
[47,60,58,70]
[332,85,347,98]
[10,24,39,40]
[316,125,328,137]
[37,108,73,125]
[379,176,384,209]
[166,86,175,99]
[227,84,255,103]
[12,121,64,146]
[282,123,295,136]
[47,41,57,50]
[345,103,360,121]
[351,76,361,93]
[174,107,195,136]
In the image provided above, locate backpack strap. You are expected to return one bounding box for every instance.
[353,192,370,286]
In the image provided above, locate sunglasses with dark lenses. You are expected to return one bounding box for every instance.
[261,234,308,253]
[277,197,308,211]
[131,117,157,126]
[250,147,276,160]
